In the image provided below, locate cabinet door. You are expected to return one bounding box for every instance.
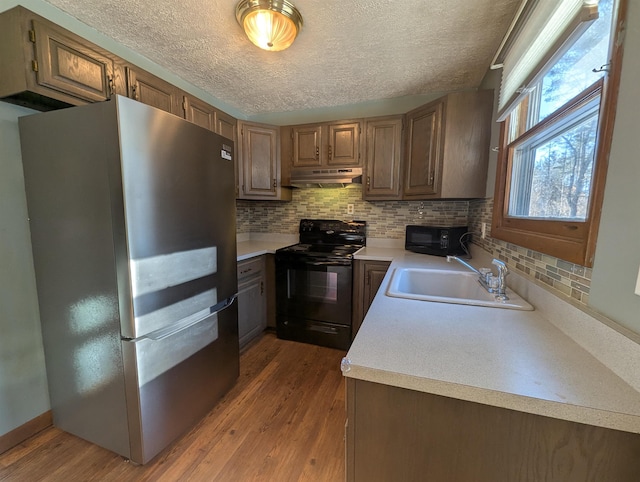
[404,100,443,198]
[328,121,361,166]
[364,116,403,200]
[32,19,114,103]
[237,257,267,349]
[363,261,391,317]
[183,94,215,131]
[215,110,237,142]
[126,67,181,115]
[292,125,322,167]
[238,122,279,198]
[352,260,391,339]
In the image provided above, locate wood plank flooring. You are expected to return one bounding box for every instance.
[0,333,347,481]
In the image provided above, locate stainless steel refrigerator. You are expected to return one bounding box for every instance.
[19,95,239,464]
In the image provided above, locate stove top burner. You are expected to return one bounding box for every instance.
[278,243,362,258]
[276,219,366,260]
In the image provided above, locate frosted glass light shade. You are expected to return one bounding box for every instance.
[236,0,303,52]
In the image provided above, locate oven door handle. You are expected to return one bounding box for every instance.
[304,260,351,267]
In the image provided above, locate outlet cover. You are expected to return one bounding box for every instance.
[347,204,354,215]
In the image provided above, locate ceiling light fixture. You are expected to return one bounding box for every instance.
[235,0,303,52]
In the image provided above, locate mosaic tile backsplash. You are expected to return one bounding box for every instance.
[236,186,469,238]
[468,198,592,307]
[237,188,592,310]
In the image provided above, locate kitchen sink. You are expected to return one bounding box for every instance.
[385,268,534,310]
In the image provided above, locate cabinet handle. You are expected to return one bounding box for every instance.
[315,146,319,160]
[132,84,138,100]
[429,172,435,186]
[366,176,371,188]
[273,178,277,188]
[260,281,264,295]
[328,145,332,161]
[107,75,114,97]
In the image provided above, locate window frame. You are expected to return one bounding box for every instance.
[491,0,627,267]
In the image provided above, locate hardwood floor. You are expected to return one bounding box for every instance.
[0,333,347,481]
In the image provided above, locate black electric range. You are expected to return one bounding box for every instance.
[275,219,366,349]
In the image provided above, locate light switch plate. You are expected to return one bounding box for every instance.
[635,265,640,296]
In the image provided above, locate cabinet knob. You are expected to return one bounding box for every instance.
[273,178,277,188]
[429,172,435,186]
[316,146,319,160]
[366,176,371,188]
[328,145,332,160]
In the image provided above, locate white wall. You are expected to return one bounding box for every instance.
[589,0,640,332]
[0,102,50,435]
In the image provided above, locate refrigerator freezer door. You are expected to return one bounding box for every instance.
[122,296,239,464]
[111,97,238,339]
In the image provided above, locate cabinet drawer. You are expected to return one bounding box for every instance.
[237,256,264,280]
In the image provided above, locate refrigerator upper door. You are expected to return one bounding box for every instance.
[110,96,237,339]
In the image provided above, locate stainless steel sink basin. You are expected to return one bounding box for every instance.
[386,268,533,310]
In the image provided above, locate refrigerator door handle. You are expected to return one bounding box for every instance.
[143,294,237,341]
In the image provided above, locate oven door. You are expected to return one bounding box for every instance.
[276,256,353,326]
[275,255,353,349]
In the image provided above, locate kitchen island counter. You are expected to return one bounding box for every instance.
[345,249,640,434]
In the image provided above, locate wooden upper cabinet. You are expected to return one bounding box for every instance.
[183,95,215,131]
[237,121,291,201]
[126,66,182,116]
[404,100,443,198]
[327,122,360,166]
[363,116,404,200]
[0,7,115,108]
[292,125,323,167]
[289,120,362,168]
[404,90,493,199]
[183,95,237,140]
[215,109,237,142]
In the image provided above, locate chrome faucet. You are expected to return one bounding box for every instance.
[491,259,509,300]
[446,255,481,276]
[447,255,510,300]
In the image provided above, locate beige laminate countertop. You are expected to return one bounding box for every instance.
[346,248,640,434]
[236,239,295,261]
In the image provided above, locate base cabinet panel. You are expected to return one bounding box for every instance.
[237,256,267,349]
[352,260,391,339]
[346,379,640,482]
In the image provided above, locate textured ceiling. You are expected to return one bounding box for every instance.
[43,0,521,117]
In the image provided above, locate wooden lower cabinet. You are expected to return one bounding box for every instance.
[352,260,391,339]
[346,378,640,482]
[237,256,267,349]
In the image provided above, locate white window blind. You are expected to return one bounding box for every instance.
[495,0,599,118]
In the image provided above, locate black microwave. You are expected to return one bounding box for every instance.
[405,225,469,256]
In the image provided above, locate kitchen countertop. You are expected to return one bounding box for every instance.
[236,235,297,261]
[345,248,640,435]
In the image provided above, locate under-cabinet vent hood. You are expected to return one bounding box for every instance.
[289,167,363,188]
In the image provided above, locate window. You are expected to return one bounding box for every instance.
[492,0,626,267]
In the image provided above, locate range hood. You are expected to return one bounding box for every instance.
[289,167,363,188]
